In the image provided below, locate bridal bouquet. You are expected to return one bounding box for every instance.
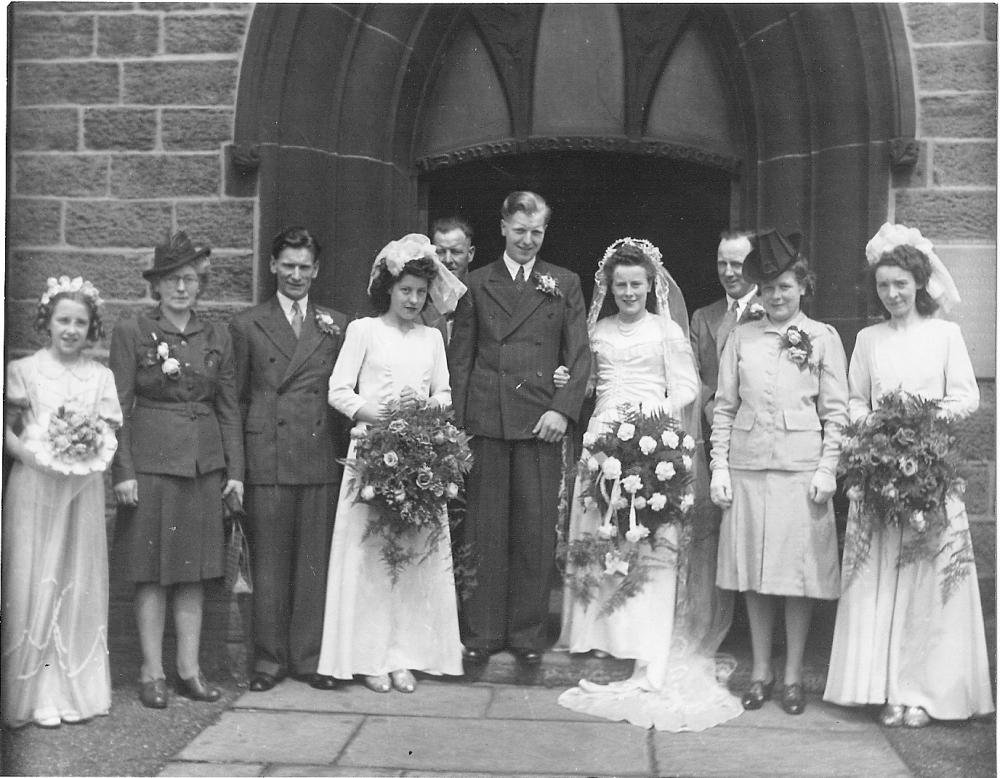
[345,402,473,583]
[24,402,118,476]
[563,406,695,614]
[838,388,970,601]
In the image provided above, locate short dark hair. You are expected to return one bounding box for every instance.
[36,290,104,342]
[272,227,321,260]
[368,256,438,314]
[869,244,939,317]
[432,216,474,244]
[501,191,551,224]
[719,229,754,243]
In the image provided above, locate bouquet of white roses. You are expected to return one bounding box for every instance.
[562,405,695,614]
[345,402,473,584]
[23,402,118,476]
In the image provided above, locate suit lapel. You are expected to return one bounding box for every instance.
[255,297,297,360]
[500,260,549,338]
[483,260,516,316]
[280,304,325,389]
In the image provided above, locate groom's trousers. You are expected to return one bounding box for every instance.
[459,435,562,651]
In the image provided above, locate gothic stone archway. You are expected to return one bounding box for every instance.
[231,3,916,347]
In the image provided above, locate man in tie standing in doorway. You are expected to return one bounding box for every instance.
[690,230,760,433]
[423,216,476,344]
[449,191,590,666]
[230,227,347,692]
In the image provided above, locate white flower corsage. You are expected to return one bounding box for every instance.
[746,302,766,320]
[315,311,341,337]
[533,272,561,298]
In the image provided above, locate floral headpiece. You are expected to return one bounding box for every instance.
[368,233,467,315]
[865,222,960,314]
[40,276,103,309]
[596,237,664,277]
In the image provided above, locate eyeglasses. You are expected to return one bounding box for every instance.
[163,274,200,287]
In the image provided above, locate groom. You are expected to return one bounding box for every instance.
[449,191,590,665]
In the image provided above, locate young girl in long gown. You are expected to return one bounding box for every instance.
[317,234,466,693]
[557,238,742,731]
[823,223,995,727]
[2,278,123,728]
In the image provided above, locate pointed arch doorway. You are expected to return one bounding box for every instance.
[423,151,732,313]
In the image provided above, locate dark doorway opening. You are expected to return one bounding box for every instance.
[423,151,733,317]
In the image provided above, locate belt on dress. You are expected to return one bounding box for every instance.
[135,398,212,420]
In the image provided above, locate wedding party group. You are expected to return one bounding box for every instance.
[2,189,993,738]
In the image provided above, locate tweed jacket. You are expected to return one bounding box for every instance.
[110,308,244,483]
[448,258,591,440]
[690,296,761,425]
[230,297,347,485]
[710,311,849,476]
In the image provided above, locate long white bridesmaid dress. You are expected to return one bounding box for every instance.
[823,318,994,720]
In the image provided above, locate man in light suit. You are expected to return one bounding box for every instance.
[449,191,591,666]
[689,230,759,432]
[230,227,347,692]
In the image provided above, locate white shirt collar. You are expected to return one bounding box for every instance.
[276,291,308,321]
[727,286,758,317]
[503,252,535,280]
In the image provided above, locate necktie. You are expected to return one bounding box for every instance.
[290,300,303,338]
[716,300,739,358]
[513,265,527,293]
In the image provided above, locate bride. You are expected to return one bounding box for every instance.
[557,237,742,731]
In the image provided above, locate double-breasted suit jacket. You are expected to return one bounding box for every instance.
[448,258,591,651]
[230,296,347,678]
[450,260,591,439]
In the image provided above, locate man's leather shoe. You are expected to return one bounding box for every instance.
[296,673,338,690]
[178,672,222,702]
[249,672,282,692]
[139,678,168,709]
[463,648,492,665]
[512,648,543,665]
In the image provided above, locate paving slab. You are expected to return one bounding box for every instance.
[159,762,265,777]
[176,710,362,764]
[235,679,491,717]
[268,767,403,777]
[487,685,618,722]
[651,714,909,777]
[339,715,652,775]
[719,699,874,731]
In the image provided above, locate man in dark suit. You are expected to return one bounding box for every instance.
[230,227,347,691]
[422,216,476,344]
[449,191,590,665]
[689,230,759,431]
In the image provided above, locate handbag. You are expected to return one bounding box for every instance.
[223,492,253,595]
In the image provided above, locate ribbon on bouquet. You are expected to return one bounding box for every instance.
[597,475,621,539]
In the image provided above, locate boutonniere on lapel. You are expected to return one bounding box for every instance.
[315,311,342,337]
[779,325,817,372]
[532,272,561,298]
[146,333,184,380]
[746,302,766,320]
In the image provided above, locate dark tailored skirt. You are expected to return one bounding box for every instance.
[116,470,225,585]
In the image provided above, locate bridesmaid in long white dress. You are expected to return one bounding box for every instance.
[3,279,122,728]
[824,223,995,727]
[317,234,466,693]
[557,238,742,731]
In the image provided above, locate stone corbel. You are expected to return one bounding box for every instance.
[889,138,919,169]
[225,143,260,197]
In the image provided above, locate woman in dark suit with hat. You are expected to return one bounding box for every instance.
[709,229,849,715]
[109,232,244,708]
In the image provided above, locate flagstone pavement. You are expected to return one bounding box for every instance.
[160,680,913,777]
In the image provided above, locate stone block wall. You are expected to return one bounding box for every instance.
[8,2,255,358]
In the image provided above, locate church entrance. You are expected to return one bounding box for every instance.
[423,151,732,316]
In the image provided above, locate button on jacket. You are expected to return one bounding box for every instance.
[710,311,848,476]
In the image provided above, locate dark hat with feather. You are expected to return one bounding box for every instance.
[143,231,211,280]
[742,228,803,283]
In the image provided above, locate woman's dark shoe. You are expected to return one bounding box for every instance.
[781,683,806,715]
[139,678,168,709]
[178,672,221,702]
[740,678,775,710]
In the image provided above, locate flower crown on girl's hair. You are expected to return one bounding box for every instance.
[40,276,104,308]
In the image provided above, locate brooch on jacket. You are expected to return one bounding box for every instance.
[532,272,561,298]
[780,325,819,372]
[315,311,342,337]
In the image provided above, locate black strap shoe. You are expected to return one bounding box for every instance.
[741,678,775,710]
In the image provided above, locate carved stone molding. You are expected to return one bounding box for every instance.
[229,143,261,173]
[415,136,742,174]
[889,137,920,169]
